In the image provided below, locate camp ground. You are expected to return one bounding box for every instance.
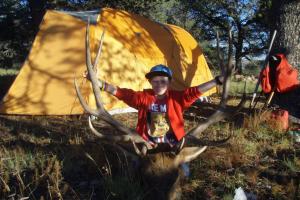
[0,8,215,115]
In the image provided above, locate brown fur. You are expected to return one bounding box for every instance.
[139,152,183,200]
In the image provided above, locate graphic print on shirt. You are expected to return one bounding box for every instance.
[147,98,170,138]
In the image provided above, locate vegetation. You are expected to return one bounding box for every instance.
[181,0,270,73]
[0,0,283,73]
[0,68,18,77]
[0,98,299,199]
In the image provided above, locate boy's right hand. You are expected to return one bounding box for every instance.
[83,71,104,89]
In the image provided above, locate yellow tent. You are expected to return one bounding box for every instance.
[0,8,216,115]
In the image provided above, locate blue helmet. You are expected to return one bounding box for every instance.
[145,64,173,80]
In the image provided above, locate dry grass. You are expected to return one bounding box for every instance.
[0,147,63,199]
[0,97,299,199]
[183,101,299,199]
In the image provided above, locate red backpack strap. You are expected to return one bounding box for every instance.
[260,66,272,93]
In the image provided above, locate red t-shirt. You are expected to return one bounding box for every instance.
[115,87,202,141]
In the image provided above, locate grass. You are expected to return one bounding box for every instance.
[283,156,300,173]
[243,64,261,76]
[230,79,257,95]
[0,68,19,99]
[0,96,299,199]
[211,66,261,96]
[0,148,63,199]
[0,68,19,76]
[183,103,299,199]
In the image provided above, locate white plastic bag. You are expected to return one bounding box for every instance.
[233,187,247,200]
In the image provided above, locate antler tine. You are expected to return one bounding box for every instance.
[85,18,105,110]
[216,31,224,74]
[174,146,207,167]
[93,28,106,69]
[88,117,147,144]
[227,30,233,72]
[220,29,233,107]
[74,79,98,116]
[86,18,94,74]
[89,115,153,154]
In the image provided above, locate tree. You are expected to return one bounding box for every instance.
[0,0,173,69]
[0,0,33,68]
[27,0,46,29]
[183,0,269,73]
[270,0,300,69]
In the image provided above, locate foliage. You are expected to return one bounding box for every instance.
[0,68,18,76]
[0,0,173,70]
[181,0,270,73]
[0,0,34,68]
[1,0,274,74]
[229,80,254,95]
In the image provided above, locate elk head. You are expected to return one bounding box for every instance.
[75,21,245,200]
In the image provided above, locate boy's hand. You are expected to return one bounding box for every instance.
[83,71,104,89]
[215,75,224,85]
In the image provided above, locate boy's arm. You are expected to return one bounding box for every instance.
[97,79,141,109]
[96,79,117,96]
[197,75,223,93]
[181,75,224,109]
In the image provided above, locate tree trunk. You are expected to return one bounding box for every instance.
[235,24,244,74]
[271,0,300,69]
[28,0,46,30]
[235,52,242,74]
[270,0,300,117]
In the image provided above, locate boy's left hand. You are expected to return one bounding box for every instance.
[215,75,224,85]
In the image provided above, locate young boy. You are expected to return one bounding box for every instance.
[94,64,223,150]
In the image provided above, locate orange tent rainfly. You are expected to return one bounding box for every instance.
[0,8,216,115]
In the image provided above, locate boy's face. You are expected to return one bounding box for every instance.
[150,76,170,95]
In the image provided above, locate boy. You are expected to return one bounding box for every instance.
[93,64,223,150]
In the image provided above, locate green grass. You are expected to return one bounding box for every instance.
[243,65,261,76]
[0,68,19,76]
[229,79,260,95]
[283,156,300,173]
[0,68,19,99]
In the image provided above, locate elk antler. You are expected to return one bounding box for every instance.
[180,30,246,162]
[172,30,247,164]
[75,19,151,153]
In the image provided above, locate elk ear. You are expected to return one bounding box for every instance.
[174,146,207,167]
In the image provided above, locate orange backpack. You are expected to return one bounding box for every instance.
[260,54,300,93]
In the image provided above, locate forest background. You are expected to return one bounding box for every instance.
[0,0,299,76]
